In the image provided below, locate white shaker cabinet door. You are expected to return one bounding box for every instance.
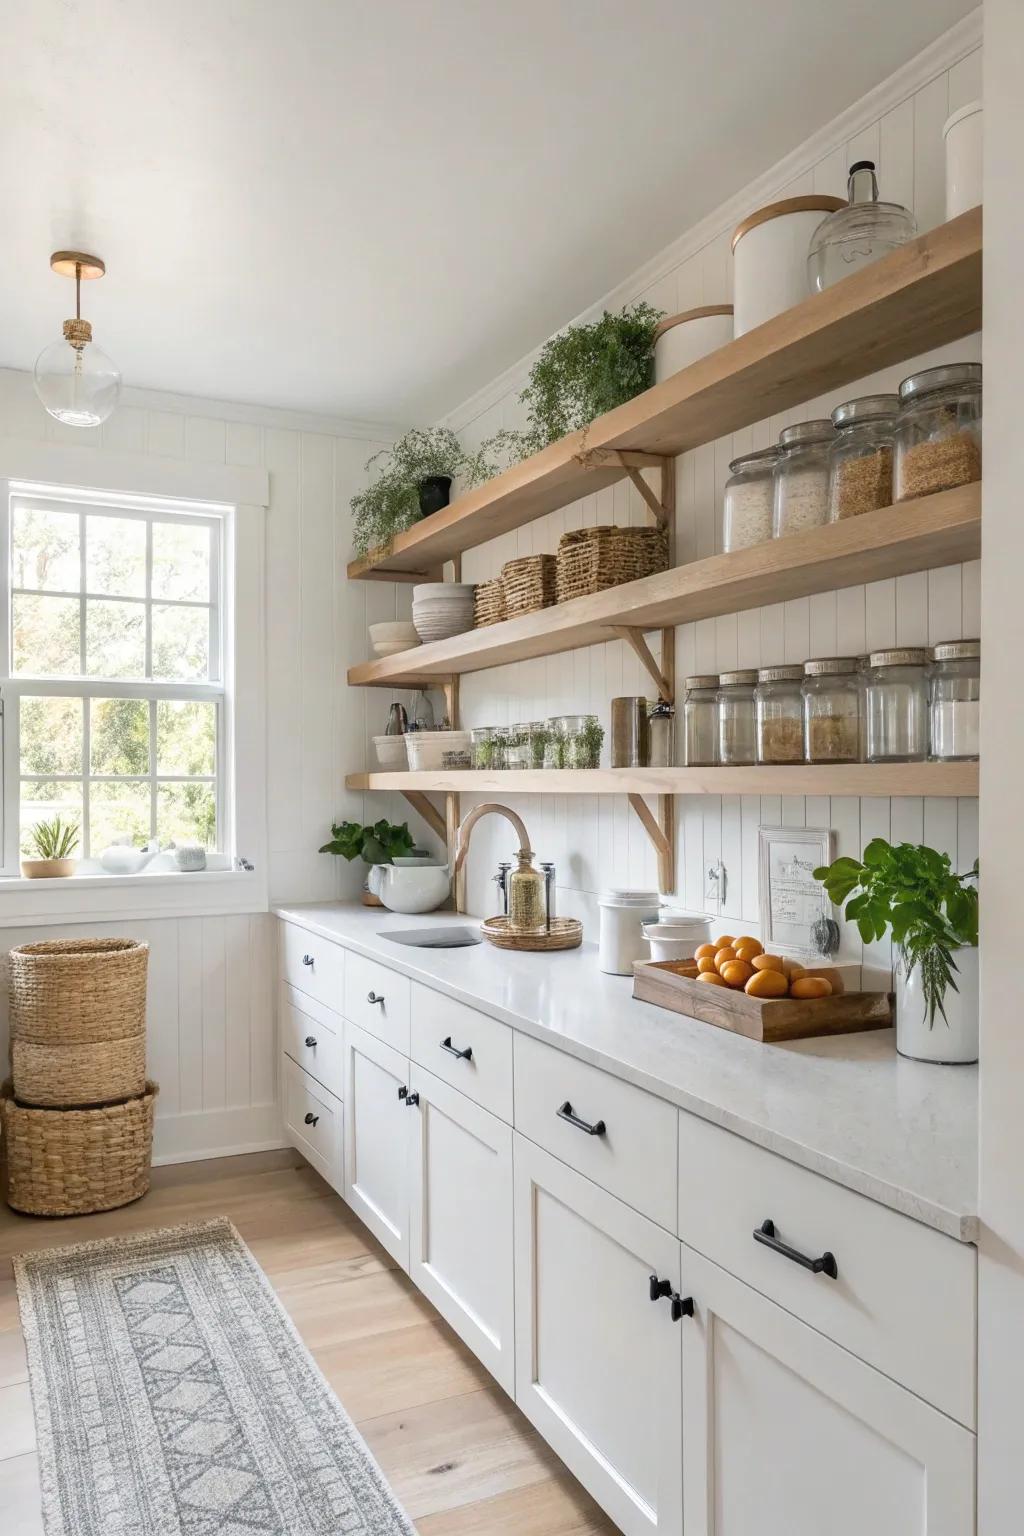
[408,1064,514,1393]
[343,1020,413,1269]
[680,1244,976,1536]
[513,1135,684,1536]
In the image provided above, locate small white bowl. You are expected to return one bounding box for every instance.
[642,919,711,963]
[369,621,419,642]
[373,640,419,656]
[373,734,408,769]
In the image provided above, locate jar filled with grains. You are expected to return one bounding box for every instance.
[827,394,898,520]
[755,665,805,763]
[865,648,930,762]
[773,420,835,538]
[717,670,759,765]
[802,657,861,763]
[894,362,982,501]
[683,675,719,766]
[723,447,779,552]
[930,640,980,760]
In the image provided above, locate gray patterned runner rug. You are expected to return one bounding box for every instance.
[15,1217,415,1535]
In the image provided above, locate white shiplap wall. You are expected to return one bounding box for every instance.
[426,29,983,987]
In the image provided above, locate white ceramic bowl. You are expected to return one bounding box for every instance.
[368,861,451,914]
[373,734,408,769]
[374,640,420,656]
[642,916,712,962]
[412,583,476,604]
[406,730,472,771]
[412,609,475,642]
[369,621,419,644]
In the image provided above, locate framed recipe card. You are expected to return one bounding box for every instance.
[758,825,834,959]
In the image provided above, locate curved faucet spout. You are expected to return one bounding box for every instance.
[454,802,532,876]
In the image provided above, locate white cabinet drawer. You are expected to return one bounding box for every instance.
[280,983,343,1101]
[344,952,411,1054]
[677,1112,976,1428]
[280,922,345,1012]
[410,984,513,1122]
[283,1056,343,1194]
[514,1032,677,1231]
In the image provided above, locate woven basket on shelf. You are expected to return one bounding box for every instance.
[11,1035,147,1108]
[501,554,557,617]
[9,937,149,1045]
[473,578,506,628]
[0,1080,158,1216]
[555,524,669,603]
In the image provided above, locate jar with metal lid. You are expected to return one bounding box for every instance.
[542,716,568,769]
[470,726,496,770]
[802,658,861,762]
[648,701,675,767]
[683,675,719,766]
[723,447,779,552]
[930,639,980,760]
[568,713,604,769]
[755,665,805,763]
[717,670,758,765]
[828,395,898,520]
[894,362,982,502]
[506,723,531,770]
[865,648,930,762]
[773,420,835,538]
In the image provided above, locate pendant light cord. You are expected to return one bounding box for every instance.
[75,263,82,321]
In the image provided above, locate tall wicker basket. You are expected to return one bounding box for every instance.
[0,1082,158,1216]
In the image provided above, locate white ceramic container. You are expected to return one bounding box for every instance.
[598,888,662,975]
[943,101,982,220]
[405,730,472,771]
[895,945,978,1063]
[373,734,408,769]
[368,861,451,914]
[654,306,734,382]
[642,914,713,962]
[369,621,419,656]
[732,196,844,336]
[412,582,476,642]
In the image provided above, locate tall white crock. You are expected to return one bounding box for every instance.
[895,945,979,1064]
[943,101,983,221]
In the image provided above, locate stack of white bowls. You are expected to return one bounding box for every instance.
[412,583,476,643]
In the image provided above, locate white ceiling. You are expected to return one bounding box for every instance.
[1,0,974,425]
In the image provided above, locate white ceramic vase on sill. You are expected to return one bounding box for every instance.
[895,945,979,1064]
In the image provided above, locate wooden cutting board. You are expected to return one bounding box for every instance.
[633,960,892,1043]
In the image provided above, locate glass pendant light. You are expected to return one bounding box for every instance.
[34,251,121,427]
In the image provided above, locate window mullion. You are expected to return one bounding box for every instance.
[79,510,87,676]
[149,698,158,843]
[145,517,153,680]
[81,694,91,858]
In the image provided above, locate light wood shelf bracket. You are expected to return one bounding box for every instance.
[628,792,676,894]
[401,791,447,844]
[611,627,674,702]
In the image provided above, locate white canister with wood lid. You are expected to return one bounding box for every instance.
[654,306,734,382]
[943,101,982,220]
[732,196,845,336]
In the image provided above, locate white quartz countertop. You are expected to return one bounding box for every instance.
[274,902,979,1243]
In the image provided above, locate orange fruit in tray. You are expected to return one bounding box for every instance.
[713,946,737,969]
[697,970,727,986]
[751,953,786,973]
[716,936,735,949]
[782,958,806,979]
[720,959,754,988]
[697,955,718,974]
[790,976,833,999]
[694,943,718,961]
[734,941,763,962]
[745,967,789,998]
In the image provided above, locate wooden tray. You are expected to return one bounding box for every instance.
[633,960,892,1043]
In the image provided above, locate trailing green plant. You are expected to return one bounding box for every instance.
[351,426,509,557]
[508,302,664,457]
[319,818,415,866]
[28,814,79,860]
[814,839,979,1026]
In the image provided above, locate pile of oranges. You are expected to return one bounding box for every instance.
[672,936,835,1000]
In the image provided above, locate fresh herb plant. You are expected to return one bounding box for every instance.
[319,819,415,866]
[351,427,509,557]
[814,839,979,1026]
[28,814,80,860]
[576,717,605,769]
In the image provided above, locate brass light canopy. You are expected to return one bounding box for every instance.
[34,249,121,427]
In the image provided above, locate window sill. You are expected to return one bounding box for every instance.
[0,868,268,926]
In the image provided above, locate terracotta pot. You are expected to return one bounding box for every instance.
[20,858,76,880]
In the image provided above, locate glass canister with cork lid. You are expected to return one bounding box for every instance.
[802,657,861,762]
[683,676,719,766]
[755,665,805,763]
[773,420,835,538]
[930,639,980,761]
[865,648,930,762]
[717,669,758,765]
[723,447,779,552]
[894,363,982,501]
[828,395,899,520]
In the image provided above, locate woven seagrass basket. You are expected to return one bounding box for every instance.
[9,937,149,1045]
[473,578,506,627]
[1,1080,158,1216]
[11,1035,147,1108]
[501,554,557,617]
[555,525,669,604]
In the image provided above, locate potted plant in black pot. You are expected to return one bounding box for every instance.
[351,427,508,558]
[815,839,979,1063]
[319,818,417,906]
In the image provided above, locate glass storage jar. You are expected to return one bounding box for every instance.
[930,640,980,760]
[717,670,758,765]
[755,665,805,763]
[543,717,568,769]
[683,675,719,766]
[572,713,604,769]
[647,701,675,767]
[723,447,779,552]
[526,721,549,769]
[865,648,930,762]
[470,726,496,770]
[506,723,531,769]
[802,658,861,762]
[611,697,649,768]
[807,161,918,293]
[773,420,835,538]
[894,362,982,501]
[827,395,899,520]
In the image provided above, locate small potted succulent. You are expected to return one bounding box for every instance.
[21,814,80,879]
[319,818,417,906]
[815,839,979,1063]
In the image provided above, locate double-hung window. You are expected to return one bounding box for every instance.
[0,482,228,873]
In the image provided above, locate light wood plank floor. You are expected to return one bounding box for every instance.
[0,1148,616,1535]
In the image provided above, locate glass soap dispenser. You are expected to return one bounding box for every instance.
[807,161,918,293]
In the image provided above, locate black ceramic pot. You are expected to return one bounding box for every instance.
[417,476,452,517]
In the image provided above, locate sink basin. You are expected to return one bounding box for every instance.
[381,926,482,949]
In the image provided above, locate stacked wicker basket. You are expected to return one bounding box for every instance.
[473,526,669,628]
[1,938,156,1216]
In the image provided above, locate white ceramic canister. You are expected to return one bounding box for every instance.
[895,945,979,1064]
[653,306,734,383]
[642,913,713,962]
[943,101,982,221]
[731,196,845,336]
[598,888,662,975]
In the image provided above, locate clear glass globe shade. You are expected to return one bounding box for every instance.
[33,336,121,427]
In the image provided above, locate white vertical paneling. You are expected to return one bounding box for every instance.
[147,411,186,458]
[224,913,252,1109]
[913,72,951,233]
[201,915,227,1110]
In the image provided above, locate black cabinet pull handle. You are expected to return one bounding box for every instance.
[303,1111,319,1127]
[403,1090,420,1108]
[440,1036,473,1061]
[557,1101,606,1137]
[397,1085,408,1100]
[754,1218,838,1279]
[302,954,314,967]
[649,1274,672,1302]
[367,991,384,1005]
[304,1035,317,1048]
[671,1294,694,1322]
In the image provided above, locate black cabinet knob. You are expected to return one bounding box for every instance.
[303,1111,319,1127]
[302,954,314,967]
[367,991,385,1005]
[304,1035,317,1048]
[649,1274,672,1302]
[403,1091,420,1108]
[671,1294,694,1322]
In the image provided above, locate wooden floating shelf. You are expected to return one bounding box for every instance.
[348,483,981,688]
[346,763,979,798]
[348,208,982,579]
